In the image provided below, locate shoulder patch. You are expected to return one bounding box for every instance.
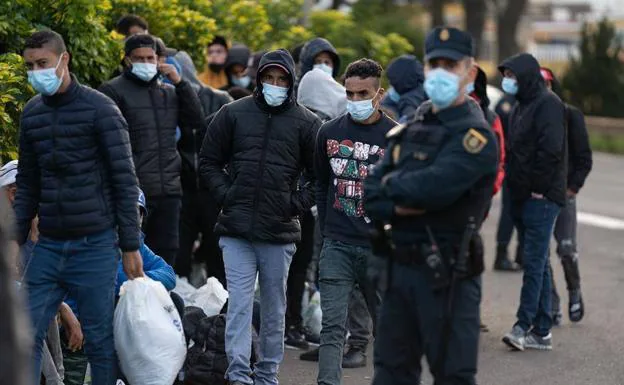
[462,128,488,154]
[386,123,407,139]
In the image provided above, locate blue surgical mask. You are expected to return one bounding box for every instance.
[465,82,475,95]
[387,87,401,103]
[347,91,378,122]
[502,77,518,95]
[262,83,289,106]
[131,62,158,82]
[424,68,461,110]
[232,75,251,88]
[27,54,65,96]
[313,63,333,76]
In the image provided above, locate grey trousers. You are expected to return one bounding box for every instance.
[551,197,581,312]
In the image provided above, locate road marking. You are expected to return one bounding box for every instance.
[578,212,624,230]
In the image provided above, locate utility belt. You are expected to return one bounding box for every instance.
[392,235,485,291]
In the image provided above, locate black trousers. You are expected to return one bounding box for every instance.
[286,210,316,329]
[176,189,225,285]
[143,196,181,266]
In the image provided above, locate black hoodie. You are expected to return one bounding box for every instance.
[381,54,427,121]
[199,49,322,243]
[300,38,341,79]
[547,72,593,193]
[498,53,567,206]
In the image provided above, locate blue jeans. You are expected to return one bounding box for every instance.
[512,198,560,335]
[24,229,119,385]
[219,236,296,385]
[373,264,481,385]
[318,239,378,385]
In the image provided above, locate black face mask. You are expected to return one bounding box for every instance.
[208,63,224,73]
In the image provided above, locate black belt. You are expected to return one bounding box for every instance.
[393,244,428,266]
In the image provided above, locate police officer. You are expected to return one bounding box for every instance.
[364,27,498,385]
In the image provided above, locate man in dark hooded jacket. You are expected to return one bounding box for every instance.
[100,34,205,266]
[381,54,427,122]
[297,37,341,92]
[499,53,566,352]
[199,49,321,385]
[541,67,592,325]
[225,43,254,93]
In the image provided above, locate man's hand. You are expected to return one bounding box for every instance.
[122,250,145,279]
[395,206,426,216]
[158,63,182,85]
[566,189,577,198]
[59,303,83,352]
[30,216,39,243]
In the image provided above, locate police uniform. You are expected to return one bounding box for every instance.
[363,27,498,385]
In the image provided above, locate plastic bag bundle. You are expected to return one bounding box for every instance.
[114,278,186,385]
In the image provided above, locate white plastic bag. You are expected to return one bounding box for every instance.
[188,277,229,317]
[172,275,198,303]
[302,289,322,337]
[114,278,186,385]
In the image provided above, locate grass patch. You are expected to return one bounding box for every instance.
[589,132,624,154]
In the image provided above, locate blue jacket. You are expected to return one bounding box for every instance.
[115,235,176,295]
[15,76,140,251]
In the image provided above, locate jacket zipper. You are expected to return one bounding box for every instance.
[149,88,165,196]
[249,113,273,239]
[52,109,63,229]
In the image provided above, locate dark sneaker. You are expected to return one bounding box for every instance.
[524,332,553,351]
[285,326,309,350]
[299,346,319,362]
[493,258,522,272]
[342,348,367,368]
[569,289,585,323]
[302,326,320,345]
[502,325,526,351]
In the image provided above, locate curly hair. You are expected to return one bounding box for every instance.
[344,58,383,82]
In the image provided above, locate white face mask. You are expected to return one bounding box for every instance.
[27,54,65,95]
[313,63,333,76]
[131,62,158,82]
[347,90,379,122]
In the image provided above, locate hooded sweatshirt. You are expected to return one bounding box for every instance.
[545,71,593,193]
[498,53,567,205]
[381,55,426,122]
[297,68,347,122]
[225,43,253,90]
[300,38,341,79]
[199,49,322,243]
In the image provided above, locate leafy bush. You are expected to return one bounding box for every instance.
[562,18,624,117]
[0,54,34,163]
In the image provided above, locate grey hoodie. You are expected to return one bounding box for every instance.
[297,68,347,121]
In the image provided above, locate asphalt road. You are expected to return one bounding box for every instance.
[278,152,624,385]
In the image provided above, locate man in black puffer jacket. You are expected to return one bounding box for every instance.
[16,30,142,385]
[199,49,321,385]
[100,34,204,265]
[499,53,567,352]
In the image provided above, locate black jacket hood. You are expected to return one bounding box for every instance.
[474,66,490,111]
[300,38,340,78]
[387,55,424,95]
[225,43,251,73]
[254,49,297,113]
[499,53,545,103]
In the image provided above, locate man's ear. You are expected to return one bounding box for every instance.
[123,57,132,68]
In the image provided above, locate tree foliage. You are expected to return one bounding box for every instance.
[562,18,624,117]
[0,0,417,160]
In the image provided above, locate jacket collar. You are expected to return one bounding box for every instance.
[42,74,80,107]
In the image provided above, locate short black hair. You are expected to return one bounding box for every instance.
[24,30,67,55]
[208,35,228,50]
[116,14,149,36]
[344,58,383,81]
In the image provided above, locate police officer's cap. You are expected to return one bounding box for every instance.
[424,27,474,62]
